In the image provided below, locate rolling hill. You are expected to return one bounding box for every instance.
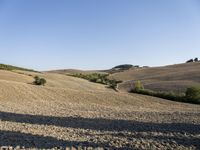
[110,62,200,93]
[0,64,199,149]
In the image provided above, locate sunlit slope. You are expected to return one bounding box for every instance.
[0,70,33,83]
[0,69,199,119]
[110,62,200,92]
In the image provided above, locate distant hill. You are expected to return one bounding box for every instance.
[103,64,144,74]
[113,64,134,70]
[47,69,106,75]
[48,64,138,75]
[110,62,200,93]
[0,64,38,72]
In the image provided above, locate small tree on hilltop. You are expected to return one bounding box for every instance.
[194,58,199,62]
[186,59,194,63]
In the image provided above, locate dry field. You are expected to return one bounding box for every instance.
[110,62,200,93]
[0,69,199,149]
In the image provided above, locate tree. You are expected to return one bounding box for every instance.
[194,58,199,62]
[134,80,144,92]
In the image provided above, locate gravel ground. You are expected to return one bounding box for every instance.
[0,71,199,149]
[0,111,199,150]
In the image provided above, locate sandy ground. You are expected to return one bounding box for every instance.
[0,70,200,149]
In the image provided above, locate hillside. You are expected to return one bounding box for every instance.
[0,64,38,72]
[110,62,200,93]
[0,68,199,149]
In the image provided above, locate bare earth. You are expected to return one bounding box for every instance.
[0,70,200,149]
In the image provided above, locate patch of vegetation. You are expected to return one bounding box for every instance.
[186,59,194,63]
[133,80,144,92]
[112,64,133,70]
[69,73,122,91]
[105,64,137,74]
[0,64,39,72]
[33,76,47,86]
[185,86,200,103]
[130,81,200,104]
[131,88,184,102]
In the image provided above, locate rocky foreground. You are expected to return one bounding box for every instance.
[0,107,199,150]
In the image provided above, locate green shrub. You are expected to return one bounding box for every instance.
[185,86,200,103]
[107,80,117,90]
[33,76,47,86]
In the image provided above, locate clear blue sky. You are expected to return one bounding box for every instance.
[0,0,200,71]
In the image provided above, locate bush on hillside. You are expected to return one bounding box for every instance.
[107,80,122,90]
[131,80,144,92]
[185,86,200,103]
[33,76,47,86]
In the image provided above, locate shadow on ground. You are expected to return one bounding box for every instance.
[0,111,199,133]
[0,111,199,149]
[0,130,111,149]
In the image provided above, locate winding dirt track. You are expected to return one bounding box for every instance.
[0,70,200,149]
